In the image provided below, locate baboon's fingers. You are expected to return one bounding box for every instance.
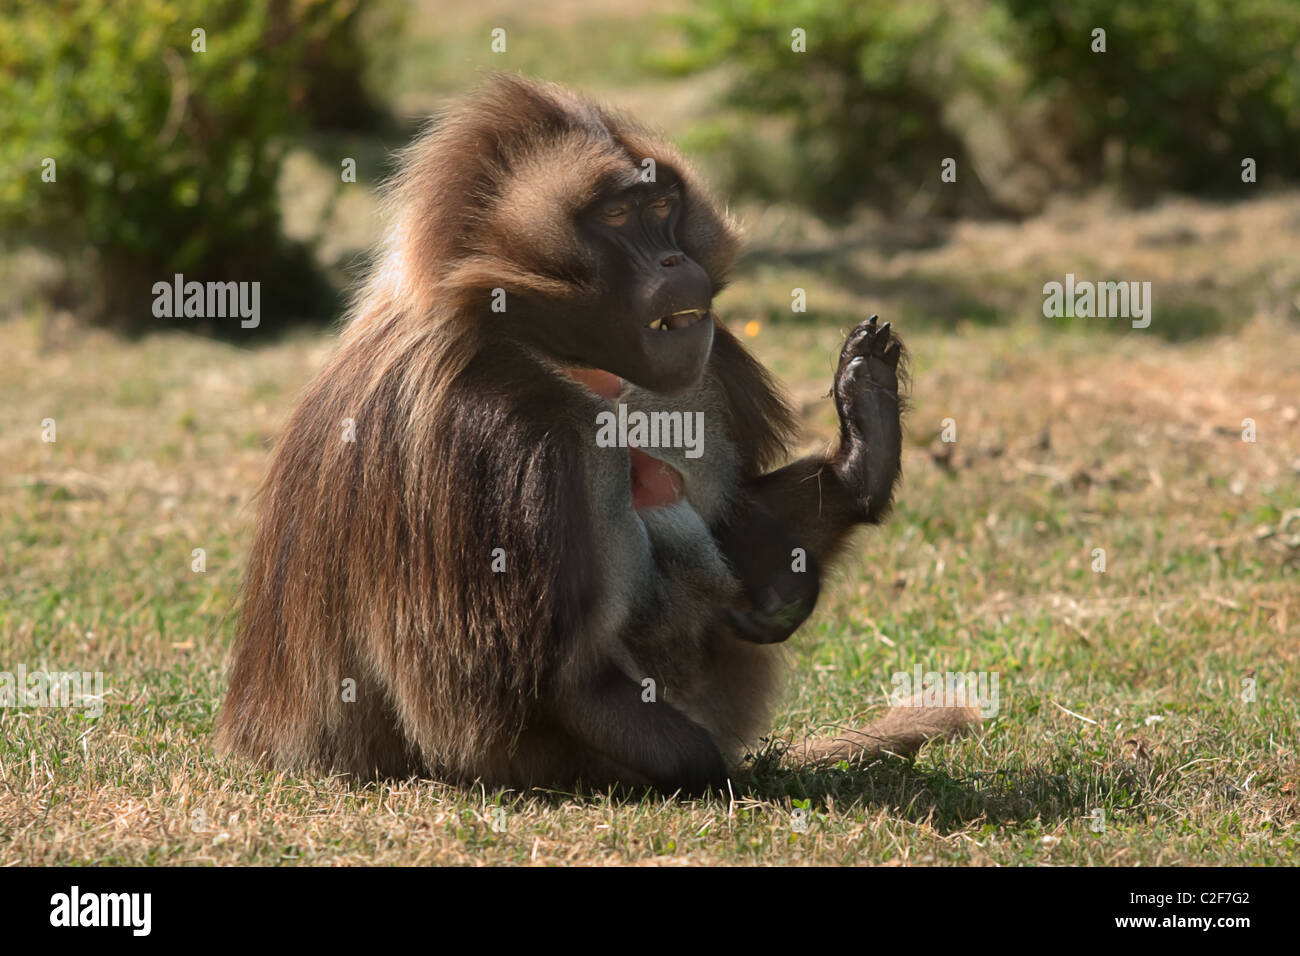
[783,691,982,768]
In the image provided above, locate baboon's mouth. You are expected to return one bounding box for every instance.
[646,308,707,332]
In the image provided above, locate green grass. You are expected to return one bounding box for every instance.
[1,0,1297,865]
[2,283,1297,863]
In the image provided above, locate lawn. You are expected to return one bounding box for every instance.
[0,0,1297,865]
[3,182,1297,863]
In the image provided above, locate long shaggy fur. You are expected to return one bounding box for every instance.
[217,76,796,783]
[218,75,977,788]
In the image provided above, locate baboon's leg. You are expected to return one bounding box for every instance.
[552,664,730,796]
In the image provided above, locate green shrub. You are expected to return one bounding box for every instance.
[0,0,365,332]
[286,0,403,131]
[1005,0,1300,194]
[672,0,1300,217]
[669,0,1035,218]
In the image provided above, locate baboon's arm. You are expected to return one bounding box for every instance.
[761,314,904,545]
[718,317,903,644]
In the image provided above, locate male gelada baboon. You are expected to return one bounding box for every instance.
[218,75,979,794]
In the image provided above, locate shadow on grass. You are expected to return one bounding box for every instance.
[739,753,1153,833]
[419,761,1152,836]
[220,752,1152,836]
[741,228,1240,340]
[742,233,1019,332]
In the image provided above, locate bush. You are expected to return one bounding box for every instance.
[0,0,369,332]
[671,0,1032,218]
[672,0,1300,218]
[1005,0,1300,194]
[280,0,403,131]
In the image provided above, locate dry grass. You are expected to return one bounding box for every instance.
[2,3,1298,861]
[2,181,1298,864]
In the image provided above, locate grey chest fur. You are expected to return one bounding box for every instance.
[577,375,742,689]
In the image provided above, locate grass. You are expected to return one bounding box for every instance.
[2,192,1298,862]
[1,0,1297,866]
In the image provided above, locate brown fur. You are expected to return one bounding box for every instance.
[217,75,977,790]
[783,692,983,768]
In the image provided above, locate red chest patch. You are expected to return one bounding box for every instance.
[565,367,686,510]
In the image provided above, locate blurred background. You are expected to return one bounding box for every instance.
[1,0,1298,864]
[3,0,1299,337]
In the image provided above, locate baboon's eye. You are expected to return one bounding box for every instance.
[600,203,630,226]
[649,194,674,219]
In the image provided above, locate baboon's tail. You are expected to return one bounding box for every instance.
[783,692,982,767]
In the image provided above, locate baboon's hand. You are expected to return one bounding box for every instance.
[836,314,901,398]
[716,498,821,645]
[832,315,904,522]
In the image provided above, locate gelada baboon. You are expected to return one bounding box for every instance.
[217,75,979,794]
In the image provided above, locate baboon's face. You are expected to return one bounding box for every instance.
[577,172,715,393]
[512,169,716,395]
